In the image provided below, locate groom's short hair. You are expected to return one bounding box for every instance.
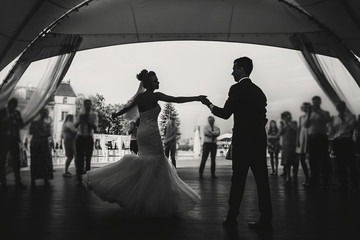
[234,57,253,76]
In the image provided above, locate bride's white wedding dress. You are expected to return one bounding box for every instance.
[84,104,200,217]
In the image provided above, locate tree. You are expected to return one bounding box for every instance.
[107,103,130,135]
[159,102,181,140]
[75,93,128,135]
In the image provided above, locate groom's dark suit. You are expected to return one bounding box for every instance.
[212,78,272,222]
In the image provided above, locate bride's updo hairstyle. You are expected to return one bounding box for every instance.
[136,69,156,89]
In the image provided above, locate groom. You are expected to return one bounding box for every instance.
[202,57,273,232]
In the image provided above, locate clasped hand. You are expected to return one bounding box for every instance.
[199,95,211,106]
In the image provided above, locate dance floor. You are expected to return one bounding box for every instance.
[1,164,360,240]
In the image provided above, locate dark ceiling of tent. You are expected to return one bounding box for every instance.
[1,0,359,72]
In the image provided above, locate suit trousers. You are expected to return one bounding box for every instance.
[130,140,138,154]
[227,140,272,222]
[165,141,177,168]
[0,136,21,185]
[199,142,217,176]
[75,135,94,182]
[308,134,329,186]
[332,137,359,188]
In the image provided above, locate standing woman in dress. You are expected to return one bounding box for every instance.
[29,108,54,186]
[267,120,280,175]
[61,114,77,177]
[295,102,310,186]
[279,111,298,184]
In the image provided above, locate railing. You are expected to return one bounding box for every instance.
[50,148,131,165]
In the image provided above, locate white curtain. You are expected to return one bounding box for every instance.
[0,34,82,124]
[291,33,360,115]
[19,53,76,125]
[317,56,360,114]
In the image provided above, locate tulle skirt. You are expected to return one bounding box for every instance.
[83,153,200,217]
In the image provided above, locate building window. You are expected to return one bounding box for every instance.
[61,111,68,121]
[63,97,67,104]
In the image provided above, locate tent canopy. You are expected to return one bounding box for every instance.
[1,0,360,71]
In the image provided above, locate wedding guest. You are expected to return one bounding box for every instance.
[61,114,77,177]
[164,118,178,168]
[129,119,140,154]
[329,101,359,192]
[267,120,280,175]
[279,111,297,184]
[295,102,310,186]
[203,57,272,232]
[29,108,54,187]
[199,116,220,179]
[305,96,331,189]
[75,99,98,186]
[0,98,26,190]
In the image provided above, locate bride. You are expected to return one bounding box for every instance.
[83,69,205,217]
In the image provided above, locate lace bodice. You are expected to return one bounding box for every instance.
[137,105,164,157]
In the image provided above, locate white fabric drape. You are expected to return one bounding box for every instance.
[291,33,360,115]
[0,34,82,124]
[317,56,360,114]
[20,53,75,125]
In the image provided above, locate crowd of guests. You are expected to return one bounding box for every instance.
[1,94,360,193]
[267,96,360,192]
[0,97,98,190]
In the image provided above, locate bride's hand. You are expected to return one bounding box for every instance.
[111,112,117,120]
[199,96,211,106]
[198,95,207,101]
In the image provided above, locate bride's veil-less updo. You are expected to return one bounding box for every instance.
[136,69,156,89]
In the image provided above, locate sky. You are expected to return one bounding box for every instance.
[2,41,360,139]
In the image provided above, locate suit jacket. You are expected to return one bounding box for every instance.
[0,107,23,140]
[212,78,267,145]
[0,107,9,137]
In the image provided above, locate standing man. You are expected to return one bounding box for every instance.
[0,98,26,190]
[305,96,331,189]
[329,101,359,192]
[164,118,178,168]
[199,116,220,179]
[129,119,140,154]
[202,57,272,232]
[75,99,98,186]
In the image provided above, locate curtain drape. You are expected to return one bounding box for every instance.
[0,34,82,124]
[328,38,360,88]
[290,33,359,114]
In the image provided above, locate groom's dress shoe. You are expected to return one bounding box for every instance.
[248,221,273,232]
[222,217,237,228]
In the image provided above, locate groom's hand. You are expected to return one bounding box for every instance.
[201,97,211,106]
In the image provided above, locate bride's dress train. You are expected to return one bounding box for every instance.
[84,105,200,217]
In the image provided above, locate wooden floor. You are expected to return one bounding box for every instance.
[1,165,360,240]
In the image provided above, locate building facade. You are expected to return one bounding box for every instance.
[51,82,77,143]
[13,81,77,144]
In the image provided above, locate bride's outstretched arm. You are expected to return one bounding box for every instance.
[156,92,206,103]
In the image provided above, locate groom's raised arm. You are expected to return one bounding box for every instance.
[209,86,236,120]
